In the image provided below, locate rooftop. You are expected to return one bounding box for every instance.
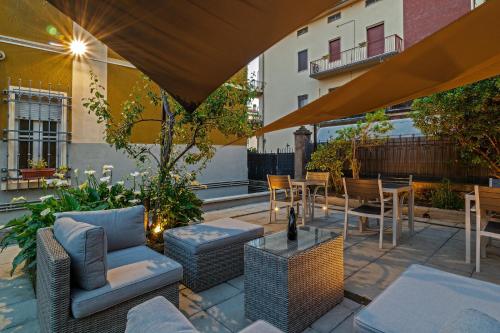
[1,202,498,333]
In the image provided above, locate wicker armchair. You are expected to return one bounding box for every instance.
[36,227,179,333]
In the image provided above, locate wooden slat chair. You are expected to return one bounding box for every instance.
[378,174,413,223]
[267,175,301,223]
[306,171,330,217]
[475,185,500,272]
[343,178,392,249]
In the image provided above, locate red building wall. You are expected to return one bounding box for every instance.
[403,0,470,48]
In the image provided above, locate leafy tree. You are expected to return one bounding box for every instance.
[306,140,347,192]
[307,110,393,185]
[83,71,257,232]
[411,77,500,178]
[336,110,393,179]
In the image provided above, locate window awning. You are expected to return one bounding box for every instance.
[255,0,500,136]
[48,0,339,111]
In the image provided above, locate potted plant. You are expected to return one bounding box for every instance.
[20,159,56,180]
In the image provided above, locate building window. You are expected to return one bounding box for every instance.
[5,86,69,178]
[297,27,308,36]
[327,13,341,23]
[298,49,308,72]
[365,0,382,7]
[298,94,308,108]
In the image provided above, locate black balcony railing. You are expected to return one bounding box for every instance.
[249,79,265,94]
[310,34,403,78]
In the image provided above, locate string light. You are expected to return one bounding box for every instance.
[153,224,162,234]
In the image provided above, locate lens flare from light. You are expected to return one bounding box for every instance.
[70,39,87,56]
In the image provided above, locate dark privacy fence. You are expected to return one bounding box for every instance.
[336,136,491,184]
[247,149,294,181]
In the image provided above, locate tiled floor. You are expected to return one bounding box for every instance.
[1,202,500,332]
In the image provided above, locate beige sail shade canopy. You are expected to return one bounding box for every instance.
[48,0,339,111]
[255,0,500,136]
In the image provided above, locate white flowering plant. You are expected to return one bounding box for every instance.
[0,165,141,280]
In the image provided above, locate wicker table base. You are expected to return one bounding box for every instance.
[244,227,344,333]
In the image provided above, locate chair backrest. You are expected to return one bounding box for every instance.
[306,171,330,185]
[378,173,413,185]
[267,175,291,190]
[490,178,500,188]
[475,185,500,213]
[343,178,382,201]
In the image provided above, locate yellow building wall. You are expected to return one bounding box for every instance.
[1,0,72,44]
[107,64,247,145]
[0,45,73,131]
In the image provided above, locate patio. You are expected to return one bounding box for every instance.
[2,202,499,333]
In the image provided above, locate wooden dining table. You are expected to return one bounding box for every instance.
[290,179,414,244]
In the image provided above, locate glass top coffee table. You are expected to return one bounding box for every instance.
[244,226,344,333]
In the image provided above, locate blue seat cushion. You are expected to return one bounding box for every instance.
[164,218,264,254]
[354,264,500,333]
[56,206,145,251]
[71,245,182,319]
[54,217,107,290]
[440,308,500,333]
[126,296,197,333]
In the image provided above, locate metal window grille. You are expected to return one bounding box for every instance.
[2,78,72,189]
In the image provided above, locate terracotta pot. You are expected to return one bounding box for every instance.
[20,168,56,180]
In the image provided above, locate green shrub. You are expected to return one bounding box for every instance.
[0,167,140,279]
[430,179,464,210]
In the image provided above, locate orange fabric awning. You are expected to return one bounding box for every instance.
[256,0,500,136]
[48,0,339,111]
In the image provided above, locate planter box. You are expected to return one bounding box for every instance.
[20,168,56,180]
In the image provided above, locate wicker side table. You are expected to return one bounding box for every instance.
[244,226,344,333]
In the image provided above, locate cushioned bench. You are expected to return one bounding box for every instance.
[354,264,500,333]
[126,296,283,333]
[164,218,264,291]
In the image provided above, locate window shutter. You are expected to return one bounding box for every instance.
[15,100,62,121]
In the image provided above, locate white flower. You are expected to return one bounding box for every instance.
[116,181,125,186]
[140,171,149,176]
[107,185,112,191]
[115,194,124,200]
[53,172,65,179]
[100,176,111,183]
[11,196,26,203]
[39,195,54,202]
[84,169,96,176]
[128,199,140,204]
[102,165,114,170]
[74,168,79,175]
[134,190,141,196]
[130,171,140,177]
[40,208,51,217]
[56,179,69,187]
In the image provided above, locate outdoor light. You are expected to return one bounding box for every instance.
[274,207,279,211]
[153,224,162,234]
[69,39,87,56]
[323,206,328,210]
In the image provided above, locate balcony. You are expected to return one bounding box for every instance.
[248,79,265,96]
[310,34,403,79]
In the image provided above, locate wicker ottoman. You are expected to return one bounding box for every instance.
[164,218,264,292]
[245,226,344,333]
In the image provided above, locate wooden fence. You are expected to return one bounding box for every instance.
[332,136,490,184]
